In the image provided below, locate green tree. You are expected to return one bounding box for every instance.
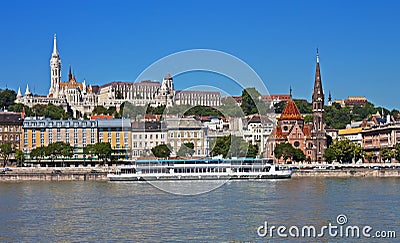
[0,142,13,167]
[177,142,195,157]
[274,143,296,162]
[151,144,171,158]
[93,142,113,164]
[210,135,256,158]
[92,106,109,115]
[0,88,17,110]
[324,138,364,163]
[15,149,25,167]
[364,152,374,163]
[83,144,95,160]
[30,146,47,162]
[293,148,306,162]
[246,143,259,158]
[380,147,393,163]
[240,88,261,115]
[324,147,336,163]
[393,143,400,162]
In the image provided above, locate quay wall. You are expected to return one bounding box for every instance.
[1,168,400,182]
[292,169,400,177]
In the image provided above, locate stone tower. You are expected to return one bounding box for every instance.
[49,34,61,98]
[312,49,326,162]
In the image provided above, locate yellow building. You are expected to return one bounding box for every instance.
[23,118,98,158]
[97,119,131,161]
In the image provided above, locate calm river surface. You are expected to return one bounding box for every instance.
[0,178,399,242]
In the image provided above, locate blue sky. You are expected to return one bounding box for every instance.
[0,0,399,109]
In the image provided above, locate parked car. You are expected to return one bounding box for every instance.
[51,170,62,174]
[90,169,100,174]
[2,168,13,172]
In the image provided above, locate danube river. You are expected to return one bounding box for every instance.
[0,178,399,242]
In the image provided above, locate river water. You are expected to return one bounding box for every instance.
[0,178,399,242]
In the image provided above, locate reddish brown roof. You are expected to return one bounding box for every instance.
[279,100,303,121]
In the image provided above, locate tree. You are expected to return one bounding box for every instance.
[324,147,336,163]
[246,143,259,158]
[274,143,296,162]
[93,142,112,164]
[323,138,364,163]
[240,88,261,115]
[0,142,13,167]
[177,142,195,157]
[83,144,95,160]
[92,106,109,115]
[30,146,46,162]
[0,88,17,110]
[393,143,400,162]
[293,148,306,162]
[151,144,171,158]
[15,149,25,167]
[210,135,256,158]
[380,147,393,163]
[364,152,374,163]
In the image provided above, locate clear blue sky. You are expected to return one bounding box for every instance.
[0,0,399,109]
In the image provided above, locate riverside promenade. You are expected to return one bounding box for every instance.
[1,163,400,181]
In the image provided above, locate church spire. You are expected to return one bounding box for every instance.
[313,49,324,100]
[52,34,59,56]
[69,65,73,81]
[311,49,326,162]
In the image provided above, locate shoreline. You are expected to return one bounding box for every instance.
[1,167,400,181]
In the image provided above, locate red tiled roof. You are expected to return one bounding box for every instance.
[279,100,303,121]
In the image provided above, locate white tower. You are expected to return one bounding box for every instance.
[49,34,61,98]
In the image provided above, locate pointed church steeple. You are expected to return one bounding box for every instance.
[52,34,59,57]
[69,65,73,81]
[313,49,324,100]
[311,48,326,162]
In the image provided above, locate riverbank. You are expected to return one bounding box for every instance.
[1,167,400,181]
[292,168,400,177]
[0,167,109,181]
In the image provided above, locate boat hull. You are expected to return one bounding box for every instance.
[107,172,292,181]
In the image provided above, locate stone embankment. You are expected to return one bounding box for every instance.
[0,167,109,181]
[1,167,400,182]
[292,168,400,177]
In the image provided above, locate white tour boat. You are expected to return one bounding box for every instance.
[107,158,292,181]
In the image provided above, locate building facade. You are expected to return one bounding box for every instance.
[362,124,400,162]
[165,117,208,157]
[0,112,23,150]
[97,119,131,161]
[22,117,98,158]
[131,121,167,158]
[243,115,274,155]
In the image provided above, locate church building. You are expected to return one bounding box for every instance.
[266,50,326,162]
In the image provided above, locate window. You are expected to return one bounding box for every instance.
[294,141,300,147]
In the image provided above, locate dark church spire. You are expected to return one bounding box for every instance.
[313,49,324,100]
[311,48,326,162]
